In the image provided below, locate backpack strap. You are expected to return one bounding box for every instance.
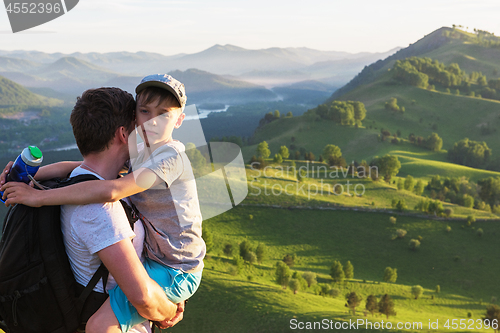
[75,264,108,316]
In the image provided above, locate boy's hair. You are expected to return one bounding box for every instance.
[137,86,182,111]
[70,87,135,156]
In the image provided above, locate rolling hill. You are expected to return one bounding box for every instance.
[0,75,60,108]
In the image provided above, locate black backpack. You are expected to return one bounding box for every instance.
[0,175,138,333]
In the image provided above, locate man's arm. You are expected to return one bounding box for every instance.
[97,239,177,321]
[1,167,161,207]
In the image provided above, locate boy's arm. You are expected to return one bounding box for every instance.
[0,161,81,186]
[97,239,177,321]
[1,167,162,207]
[34,161,82,180]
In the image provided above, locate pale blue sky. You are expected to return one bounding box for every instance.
[0,0,499,55]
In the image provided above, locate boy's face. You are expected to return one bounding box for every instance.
[135,95,185,147]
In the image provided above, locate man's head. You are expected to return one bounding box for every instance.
[134,74,187,147]
[70,87,135,156]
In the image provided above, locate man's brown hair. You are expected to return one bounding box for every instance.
[70,87,135,156]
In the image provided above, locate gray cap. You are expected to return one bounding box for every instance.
[136,74,187,109]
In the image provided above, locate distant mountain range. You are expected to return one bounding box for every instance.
[0,45,397,103]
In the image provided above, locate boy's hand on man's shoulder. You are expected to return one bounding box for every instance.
[1,182,43,207]
[0,161,13,186]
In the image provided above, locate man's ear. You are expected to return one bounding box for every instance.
[174,112,185,129]
[116,126,128,144]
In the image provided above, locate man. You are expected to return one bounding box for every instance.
[1,87,184,332]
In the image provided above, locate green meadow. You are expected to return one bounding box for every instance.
[168,205,500,332]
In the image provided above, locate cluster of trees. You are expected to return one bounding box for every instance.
[225,240,268,276]
[396,175,425,195]
[392,56,500,101]
[414,198,446,216]
[448,138,491,168]
[257,109,293,127]
[408,132,443,151]
[330,260,354,282]
[307,100,367,126]
[275,261,318,294]
[393,57,464,88]
[424,174,500,213]
[359,294,397,319]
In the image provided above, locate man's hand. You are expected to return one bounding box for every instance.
[155,301,185,329]
[0,161,13,187]
[0,182,43,207]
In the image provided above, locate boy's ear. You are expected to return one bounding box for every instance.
[174,112,185,129]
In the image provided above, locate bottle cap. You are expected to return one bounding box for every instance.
[21,146,43,166]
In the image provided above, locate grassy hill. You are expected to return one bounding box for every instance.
[329,27,500,102]
[0,75,61,111]
[163,205,500,332]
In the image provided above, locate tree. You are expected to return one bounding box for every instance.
[397,178,404,190]
[426,133,443,151]
[378,294,397,319]
[273,153,283,164]
[365,295,378,316]
[302,272,317,288]
[383,267,397,283]
[279,145,290,159]
[436,285,441,293]
[404,175,415,192]
[322,144,342,164]
[283,253,296,267]
[203,228,214,253]
[414,179,425,195]
[239,240,253,261]
[389,216,397,224]
[370,155,401,182]
[483,304,500,333]
[286,111,293,117]
[411,285,424,299]
[289,278,300,294]
[385,97,400,112]
[257,141,271,158]
[256,243,267,264]
[409,239,421,251]
[274,110,280,119]
[344,261,354,279]
[345,291,363,315]
[275,261,291,288]
[223,243,234,257]
[330,260,345,283]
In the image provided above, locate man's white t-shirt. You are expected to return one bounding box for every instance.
[60,166,135,293]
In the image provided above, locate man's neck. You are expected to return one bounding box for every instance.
[80,153,124,180]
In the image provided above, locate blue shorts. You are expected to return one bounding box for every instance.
[109,258,202,332]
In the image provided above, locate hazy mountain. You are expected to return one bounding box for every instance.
[168,69,277,104]
[0,57,42,72]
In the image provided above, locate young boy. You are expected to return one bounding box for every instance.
[1,74,205,333]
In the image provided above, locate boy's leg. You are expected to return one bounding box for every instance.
[86,299,122,333]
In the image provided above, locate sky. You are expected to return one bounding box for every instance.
[0,0,499,56]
